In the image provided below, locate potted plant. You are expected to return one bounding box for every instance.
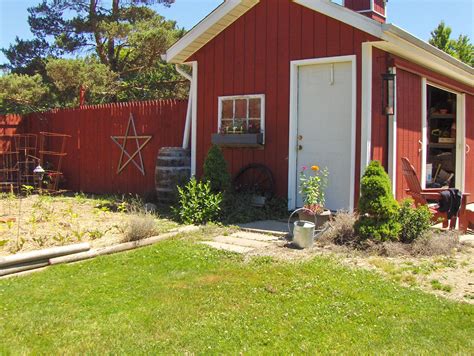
[298,165,331,228]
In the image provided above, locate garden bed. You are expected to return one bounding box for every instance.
[0,193,178,257]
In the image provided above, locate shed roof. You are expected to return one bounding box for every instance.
[166,0,473,86]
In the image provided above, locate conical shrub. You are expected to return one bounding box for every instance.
[355,161,401,242]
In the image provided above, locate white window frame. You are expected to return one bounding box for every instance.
[217,94,265,141]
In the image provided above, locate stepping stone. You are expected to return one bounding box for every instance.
[231,231,281,242]
[237,220,290,237]
[460,235,474,245]
[200,241,254,254]
[214,236,271,248]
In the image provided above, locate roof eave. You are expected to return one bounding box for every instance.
[382,24,474,75]
[166,0,259,64]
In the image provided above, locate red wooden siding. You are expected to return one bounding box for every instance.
[395,69,423,200]
[1,100,187,194]
[465,94,474,203]
[191,0,376,198]
[0,115,24,152]
[371,47,389,167]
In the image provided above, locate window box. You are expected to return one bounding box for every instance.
[211,133,264,148]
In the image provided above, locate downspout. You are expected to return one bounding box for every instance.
[175,64,193,149]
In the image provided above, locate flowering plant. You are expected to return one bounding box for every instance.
[299,165,329,214]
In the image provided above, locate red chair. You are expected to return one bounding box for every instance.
[401,157,469,232]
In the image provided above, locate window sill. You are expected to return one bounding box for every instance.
[211,133,264,148]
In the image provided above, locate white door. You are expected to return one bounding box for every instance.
[296,61,354,211]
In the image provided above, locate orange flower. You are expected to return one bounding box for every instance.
[311,165,319,171]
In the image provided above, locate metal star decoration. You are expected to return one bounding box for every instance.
[111,113,152,175]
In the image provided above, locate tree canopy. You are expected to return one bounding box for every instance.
[1,0,188,114]
[429,21,473,66]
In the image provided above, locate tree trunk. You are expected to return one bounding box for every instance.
[90,0,108,66]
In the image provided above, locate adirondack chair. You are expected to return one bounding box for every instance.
[401,157,469,232]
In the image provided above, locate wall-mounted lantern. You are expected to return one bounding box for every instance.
[382,69,396,116]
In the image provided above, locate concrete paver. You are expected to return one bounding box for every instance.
[200,241,254,254]
[213,236,271,248]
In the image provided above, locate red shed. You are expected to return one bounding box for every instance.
[166,0,474,211]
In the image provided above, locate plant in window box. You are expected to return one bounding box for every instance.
[298,165,331,228]
[212,122,264,147]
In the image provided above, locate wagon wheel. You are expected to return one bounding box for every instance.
[233,163,275,197]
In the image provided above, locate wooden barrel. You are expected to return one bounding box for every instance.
[155,147,191,203]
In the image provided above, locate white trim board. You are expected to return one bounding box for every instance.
[360,42,373,178]
[421,81,466,192]
[388,67,397,196]
[190,61,198,176]
[288,55,357,211]
[294,0,383,38]
[421,78,428,189]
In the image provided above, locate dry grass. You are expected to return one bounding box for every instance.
[318,212,358,246]
[318,212,461,258]
[122,213,158,242]
[366,231,461,257]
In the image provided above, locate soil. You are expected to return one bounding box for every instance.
[0,194,177,257]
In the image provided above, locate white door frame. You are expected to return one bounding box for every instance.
[421,80,466,190]
[288,55,357,211]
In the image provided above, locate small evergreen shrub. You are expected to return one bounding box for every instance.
[398,199,432,243]
[355,161,401,242]
[173,177,222,225]
[203,145,231,192]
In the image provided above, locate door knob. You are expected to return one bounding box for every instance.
[298,135,303,141]
[298,145,303,151]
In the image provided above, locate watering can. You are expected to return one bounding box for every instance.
[288,208,328,249]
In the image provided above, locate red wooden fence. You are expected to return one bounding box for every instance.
[0,100,188,195]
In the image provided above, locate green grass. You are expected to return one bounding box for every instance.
[1,239,473,354]
[431,279,453,293]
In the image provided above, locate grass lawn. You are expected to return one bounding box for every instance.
[1,237,473,354]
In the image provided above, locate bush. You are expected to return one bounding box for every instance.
[173,177,222,225]
[398,199,432,243]
[203,145,231,192]
[355,161,401,242]
[319,212,357,246]
[123,213,157,242]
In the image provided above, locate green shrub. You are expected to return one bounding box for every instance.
[203,145,231,192]
[398,199,432,243]
[355,161,401,242]
[173,177,222,225]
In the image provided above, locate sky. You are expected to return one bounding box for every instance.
[0,0,473,66]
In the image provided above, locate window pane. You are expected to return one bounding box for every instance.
[248,119,261,133]
[235,99,248,119]
[220,119,233,133]
[222,100,233,119]
[249,98,261,118]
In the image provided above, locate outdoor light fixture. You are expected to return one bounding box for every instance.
[382,69,396,116]
[33,165,45,181]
